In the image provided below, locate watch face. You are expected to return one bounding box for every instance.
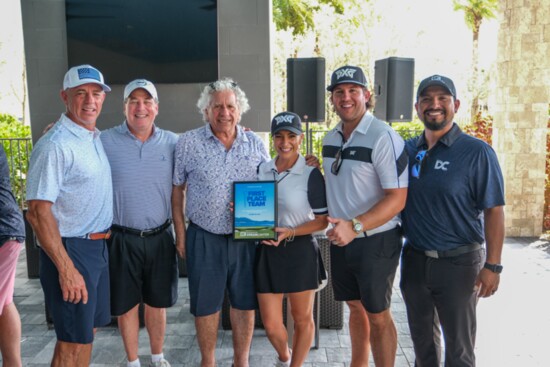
[353,222,362,233]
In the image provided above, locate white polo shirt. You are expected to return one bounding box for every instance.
[258,155,327,229]
[322,113,408,235]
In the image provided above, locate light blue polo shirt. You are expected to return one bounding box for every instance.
[101,122,178,230]
[26,114,113,237]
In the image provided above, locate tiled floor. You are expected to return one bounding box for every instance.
[6,237,550,366]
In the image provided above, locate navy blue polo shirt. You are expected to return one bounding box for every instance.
[401,123,505,251]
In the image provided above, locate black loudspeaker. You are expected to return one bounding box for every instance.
[374,57,415,123]
[287,58,326,122]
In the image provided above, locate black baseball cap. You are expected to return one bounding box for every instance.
[327,65,368,91]
[271,112,303,135]
[416,75,457,100]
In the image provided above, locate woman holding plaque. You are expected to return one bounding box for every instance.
[255,111,328,367]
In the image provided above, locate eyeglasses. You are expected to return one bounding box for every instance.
[411,150,427,178]
[208,81,238,90]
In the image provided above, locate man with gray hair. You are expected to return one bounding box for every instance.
[26,64,113,366]
[172,78,269,367]
[101,79,178,367]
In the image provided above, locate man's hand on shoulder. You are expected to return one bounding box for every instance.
[305,154,320,169]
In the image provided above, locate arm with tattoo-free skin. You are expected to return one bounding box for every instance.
[171,184,186,259]
[326,187,407,246]
[475,205,505,298]
[26,200,88,304]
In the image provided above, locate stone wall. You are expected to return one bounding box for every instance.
[493,0,550,236]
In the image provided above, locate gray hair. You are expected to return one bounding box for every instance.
[196,78,250,122]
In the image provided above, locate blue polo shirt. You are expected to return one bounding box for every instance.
[401,123,505,251]
[26,114,113,237]
[101,122,178,230]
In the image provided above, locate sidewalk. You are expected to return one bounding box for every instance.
[5,238,550,366]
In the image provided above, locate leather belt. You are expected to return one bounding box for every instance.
[111,219,172,238]
[411,243,482,259]
[80,231,111,240]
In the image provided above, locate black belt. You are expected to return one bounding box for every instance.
[111,219,172,238]
[410,243,482,259]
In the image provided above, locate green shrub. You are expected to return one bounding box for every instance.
[0,113,32,208]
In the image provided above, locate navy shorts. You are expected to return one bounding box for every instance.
[186,223,257,316]
[39,237,111,344]
[107,228,178,316]
[330,226,402,313]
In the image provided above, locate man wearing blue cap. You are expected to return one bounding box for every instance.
[322,65,408,366]
[400,75,505,366]
[26,64,113,366]
[101,79,177,367]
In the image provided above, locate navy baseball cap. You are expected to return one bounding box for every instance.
[416,75,457,100]
[271,112,303,135]
[327,65,368,91]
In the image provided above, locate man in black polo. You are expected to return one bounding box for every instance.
[400,75,505,366]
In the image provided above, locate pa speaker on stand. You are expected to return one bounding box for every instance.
[287,57,326,154]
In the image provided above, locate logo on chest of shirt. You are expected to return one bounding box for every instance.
[434,160,450,171]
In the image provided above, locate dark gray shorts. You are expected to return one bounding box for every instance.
[330,226,402,313]
[107,228,178,316]
[40,238,111,344]
[186,223,257,316]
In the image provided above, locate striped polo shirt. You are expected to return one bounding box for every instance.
[101,122,178,230]
[322,112,408,235]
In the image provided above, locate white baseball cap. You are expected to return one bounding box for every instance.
[63,64,111,92]
[123,79,158,101]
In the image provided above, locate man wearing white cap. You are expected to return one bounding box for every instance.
[26,64,113,366]
[101,79,178,367]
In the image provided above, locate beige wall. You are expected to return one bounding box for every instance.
[21,0,273,140]
[493,0,550,236]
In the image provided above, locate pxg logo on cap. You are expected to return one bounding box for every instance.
[327,65,368,91]
[416,74,457,100]
[63,64,111,92]
[271,112,302,135]
[123,79,158,101]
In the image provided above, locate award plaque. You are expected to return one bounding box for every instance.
[233,181,277,241]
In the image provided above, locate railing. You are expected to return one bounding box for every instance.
[1,138,32,209]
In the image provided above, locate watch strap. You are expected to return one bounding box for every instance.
[483,262,503,274]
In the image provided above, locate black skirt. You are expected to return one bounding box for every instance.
[254,235,326,294]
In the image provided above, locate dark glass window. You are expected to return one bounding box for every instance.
[66,0,218,84]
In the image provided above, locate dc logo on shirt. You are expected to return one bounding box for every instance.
[434,160,450,171]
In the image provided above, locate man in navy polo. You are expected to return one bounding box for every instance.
[400,75,505,366]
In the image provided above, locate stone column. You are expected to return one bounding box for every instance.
[493,0,550,236]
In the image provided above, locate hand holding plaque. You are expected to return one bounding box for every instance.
[233,181,277,241]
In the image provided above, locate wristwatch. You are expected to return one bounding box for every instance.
[351,218,363,234]
[483,262,503,274]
